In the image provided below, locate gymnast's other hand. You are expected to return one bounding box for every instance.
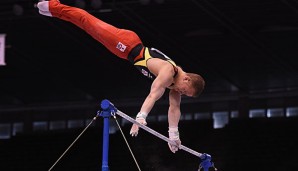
[130,112,147,137]
[168,127,181,153]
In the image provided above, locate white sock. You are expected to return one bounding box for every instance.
[39,10,53,17]
[37,1,52,16]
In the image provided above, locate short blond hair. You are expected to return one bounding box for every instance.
[187,73,205,97]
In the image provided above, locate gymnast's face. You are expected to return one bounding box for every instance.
[174,78,195,97]
[175,86,195,97]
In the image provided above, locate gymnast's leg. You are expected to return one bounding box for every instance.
[37,0,142,59]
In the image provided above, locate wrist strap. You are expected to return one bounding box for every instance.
[136,112,148,120]
[168,127,179,140]
[168,126,178,132]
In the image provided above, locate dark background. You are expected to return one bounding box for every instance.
[1,0,298,170]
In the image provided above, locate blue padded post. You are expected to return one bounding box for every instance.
[199,153,216,171]
[98,99,117,171]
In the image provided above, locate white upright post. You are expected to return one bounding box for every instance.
[0,34,6,66]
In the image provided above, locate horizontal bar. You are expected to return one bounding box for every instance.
[115,110,203,158]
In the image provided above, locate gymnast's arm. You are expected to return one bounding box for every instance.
[139,67,173,115]
[139,77,167,114]
[168,89,181,128]
[167,89,182,153]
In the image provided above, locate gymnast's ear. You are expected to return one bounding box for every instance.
[183,75,191,82]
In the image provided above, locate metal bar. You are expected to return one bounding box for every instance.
[115,110,203,158]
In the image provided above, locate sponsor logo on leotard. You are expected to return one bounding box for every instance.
[141,69,153,79]
[116,42,127,52]
[141,69,148,77]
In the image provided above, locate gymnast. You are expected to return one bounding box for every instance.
[37,0,205,153]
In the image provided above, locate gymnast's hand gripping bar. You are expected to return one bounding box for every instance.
[100,99,217,171]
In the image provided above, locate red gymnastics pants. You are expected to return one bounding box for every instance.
[48,0,143,60]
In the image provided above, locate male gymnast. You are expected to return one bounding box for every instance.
[37,0,205,153]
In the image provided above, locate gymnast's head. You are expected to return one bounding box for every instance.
[174,71,205,97]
